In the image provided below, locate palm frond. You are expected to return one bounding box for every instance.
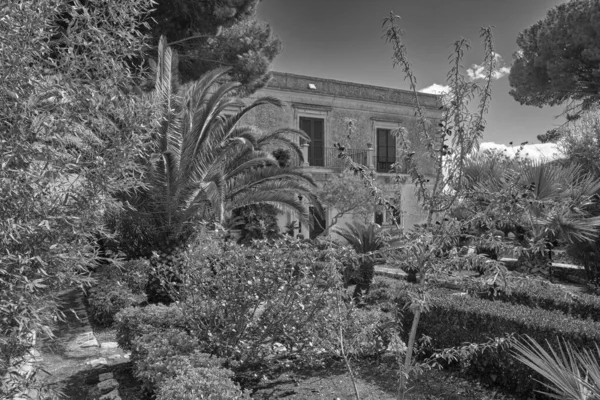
[229,191,310,224]
[219,96,284,135]
[538,211,600,244]
[226,167,317,199]
[334,222,384,254]
[224,157,279,180]
[512,335,598,400]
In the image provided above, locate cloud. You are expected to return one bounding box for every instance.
[467,52,511,81]
[478,142,562,161]
[419,83,451,95]
[420,52,511,97]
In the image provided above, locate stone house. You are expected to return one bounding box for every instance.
[240,72,443,240]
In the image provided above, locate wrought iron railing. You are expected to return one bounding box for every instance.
[323,147,367,169]
[285,147,409,173]
[287,147,368,169]
[373,156,408,174]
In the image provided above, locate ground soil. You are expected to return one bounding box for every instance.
[251,358,518,400]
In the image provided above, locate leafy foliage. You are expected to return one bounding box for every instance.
[462,153,600,272]
[87,283,138,327]
[131,328,222,391]
[512,335,600,400]
[509,0,600,114]
[156,365,250,400]
[461,274,600,322]
[317,170,376,233]
[335,222,385,299]
[559,110,600,178]
[232,204,281,244]
[115,304,187,351]
[555,110,600,281]
[163,237,343,365]
[538,128,562,144]
[397,289,600,397]
[113,37,319,259]
[147,0,281,93]
[1,0,154,396]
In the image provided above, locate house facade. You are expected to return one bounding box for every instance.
[241,72,443,240]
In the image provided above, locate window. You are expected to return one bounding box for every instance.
[299,117,325,167]
[376,128,396,173]
[374,206,402,227]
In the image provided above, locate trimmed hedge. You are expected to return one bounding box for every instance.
[398,291,600,397]
[116,305,249,399]
[156,367,251,400]
[114,304,187,351]
[132,328,224,390]
[463,277,600,322]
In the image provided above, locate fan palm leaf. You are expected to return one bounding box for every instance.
[468,154,600,246]
[512,335,600,400]
[334,222,384,255]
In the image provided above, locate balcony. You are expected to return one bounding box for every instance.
[288,143,407,175]
[373,156,409,174]
[290,146,366,169]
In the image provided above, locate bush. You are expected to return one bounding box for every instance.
[233,204,282,245]
[129,326,247,399]
[156,367,250,400]
[462,276,600,322]
[398,291,600,397]
[567,235,600,283]
[87,282,138,327]
[131,328,223,390]
[121,259,150,294]
[169,237,343,365]
[114,304,186,351]
[317,304,399,360]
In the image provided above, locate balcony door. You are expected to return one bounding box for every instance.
[299,117,324,167]
[376,128,396,173]
[309,206,326,239]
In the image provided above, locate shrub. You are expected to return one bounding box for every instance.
[170,237,343,365]
[398,291,600,397]
[114,304,186,351]
[131,328,223,390]
[121,259,150,294]
[233,204,282,245]
[156,367,250,400]
[567,235,600,283]
[462,276,600,322]
[129,326,246,399]
[87,282,138,327]
[317,304,399,359]
[1,0,154,396]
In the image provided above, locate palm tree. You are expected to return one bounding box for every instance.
[115,37,321,302]
[466,157,600,273]
[334,222,385,301]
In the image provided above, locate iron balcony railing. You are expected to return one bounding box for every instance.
[288,147,367,169]
[373,156,409,174]
[287,147,408,173]
[323,147,367,169]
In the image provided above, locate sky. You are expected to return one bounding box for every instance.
[256,0,568,152]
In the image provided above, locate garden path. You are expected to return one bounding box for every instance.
[37,289,130,400]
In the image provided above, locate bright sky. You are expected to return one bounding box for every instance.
[256,0,568,147]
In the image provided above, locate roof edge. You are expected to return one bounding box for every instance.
[268,71,441,101]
